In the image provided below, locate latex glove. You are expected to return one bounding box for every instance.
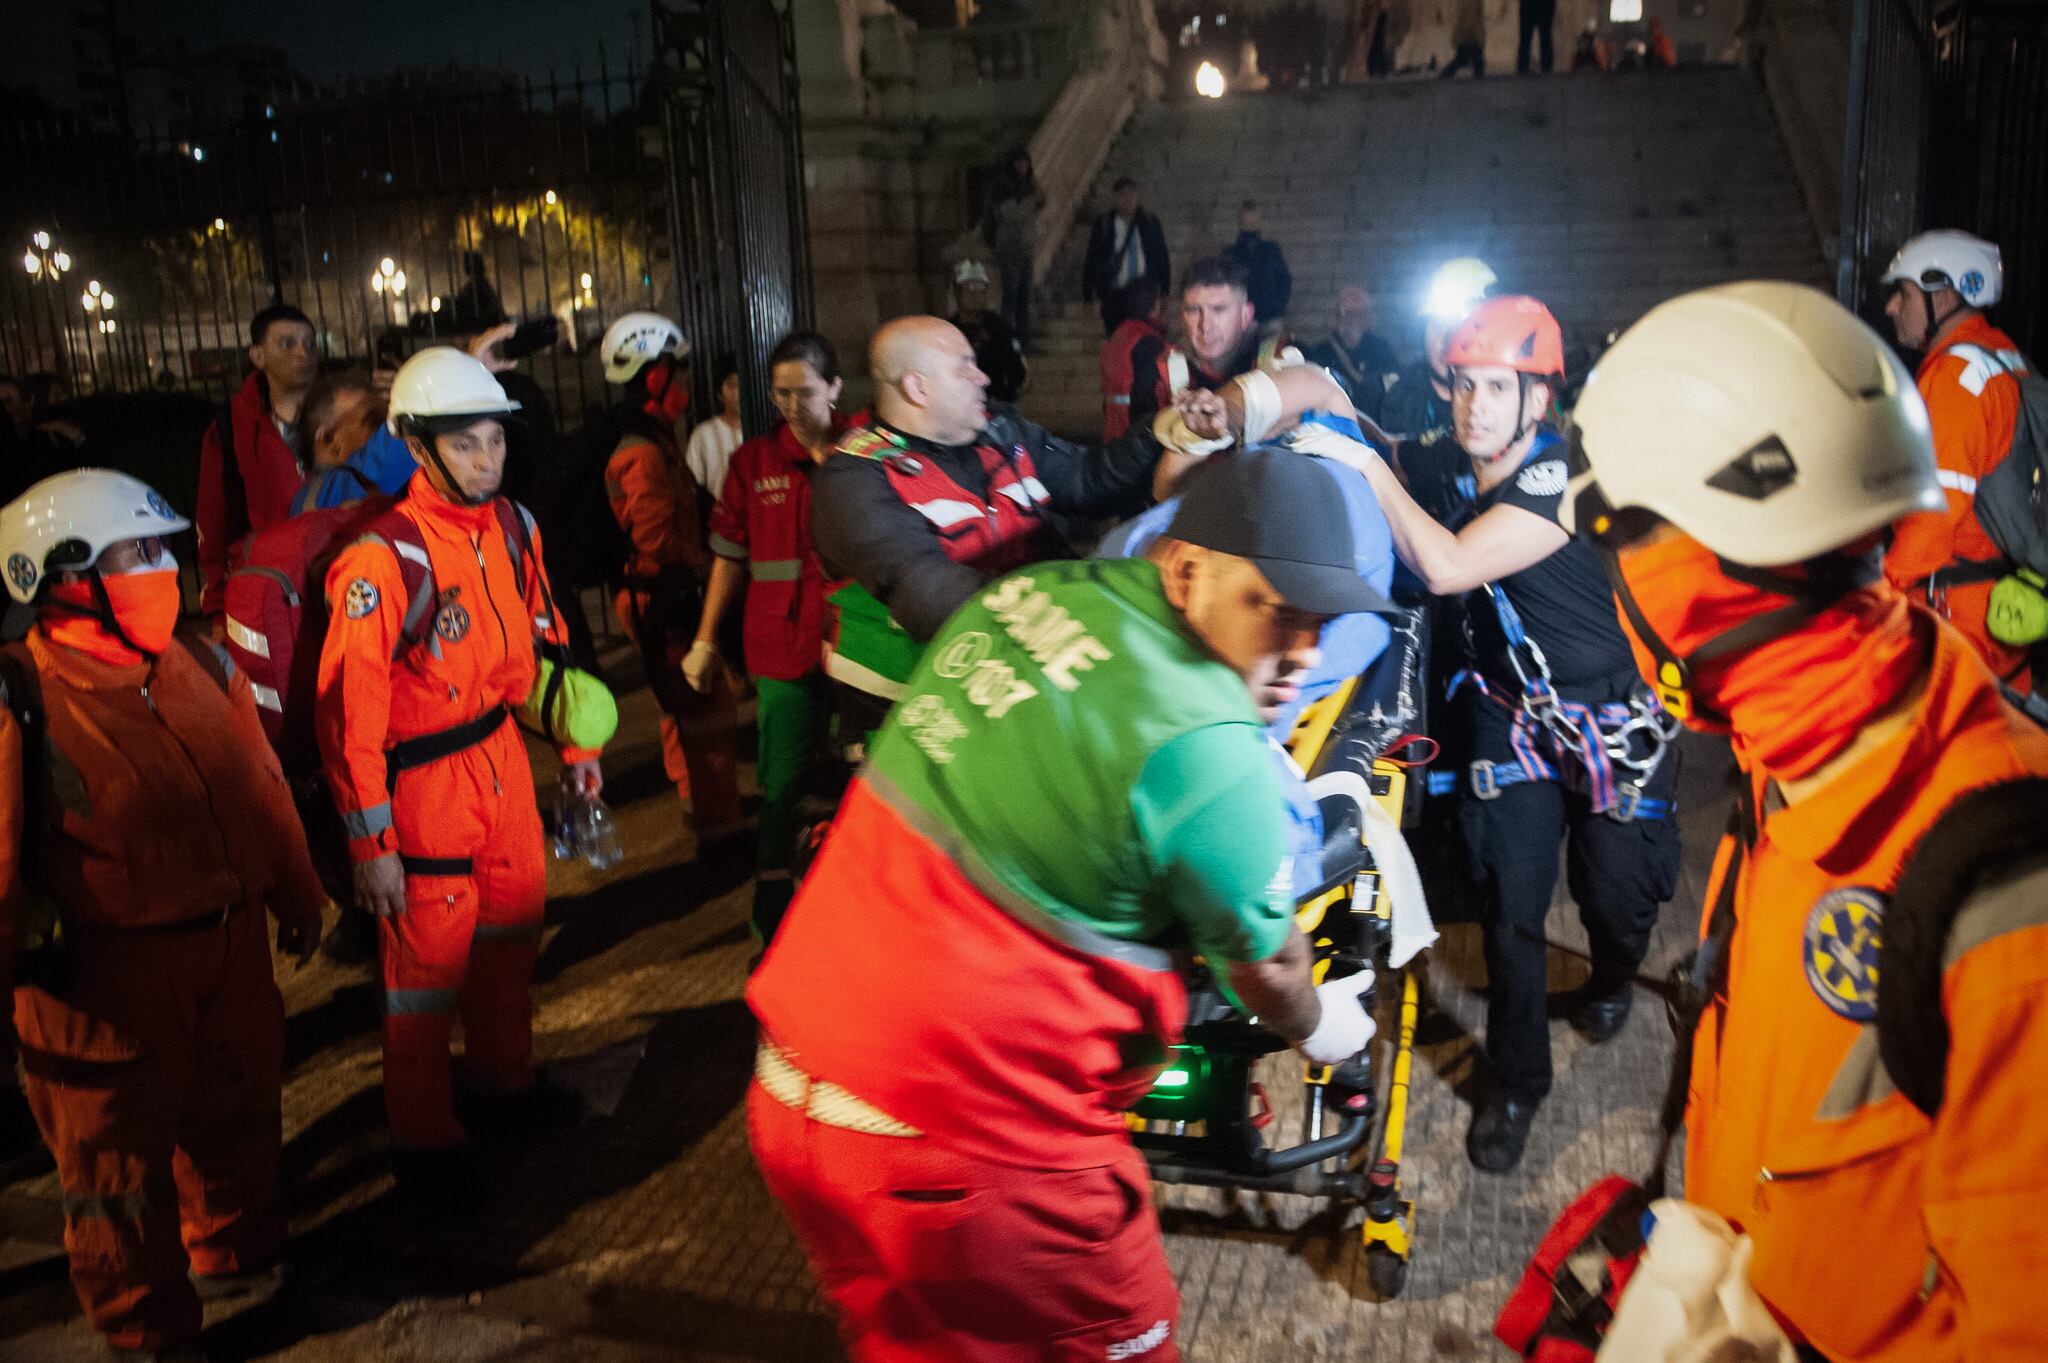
[1297,968,1377,1066]
[1285,419,1382,476]
[1154,405,1235,459]
[682,640,721,694]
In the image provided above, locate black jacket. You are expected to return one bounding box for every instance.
[952,308,1029,404]
[1082,209,1171,304]
[1222,231,1293,324]
[1303,331,1401,423]
[810,408,1162,642]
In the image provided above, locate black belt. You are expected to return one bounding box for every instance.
[400,854,473,877]
[1919,559,2009,592]
[385,706,509,786]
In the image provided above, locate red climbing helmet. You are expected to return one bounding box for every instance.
[1445,295,1565,378]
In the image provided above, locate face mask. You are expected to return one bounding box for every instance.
[1613,534,1926,780]
[44,566,183,664]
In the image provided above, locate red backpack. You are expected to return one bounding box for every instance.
[221,494,539,776]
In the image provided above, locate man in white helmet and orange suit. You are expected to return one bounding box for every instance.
[0,469,325,1357]
[598,311,742,835]
[315,347,602,1197]
[1567,282,2048,1361]
[1877,229,2032,687]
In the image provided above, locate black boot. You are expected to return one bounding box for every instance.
[391,1144,481,1212]
[1573,985,1634,1044]
[1467,1091,1540,1173]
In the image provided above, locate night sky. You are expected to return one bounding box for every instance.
[123,0,648,83]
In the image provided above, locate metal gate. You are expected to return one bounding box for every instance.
[0,2,809,503]
[1840,0,2048,353]
[654,0,815,434]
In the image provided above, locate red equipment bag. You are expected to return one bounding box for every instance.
[221,495,402,772]
[1494,1174,1652,1361]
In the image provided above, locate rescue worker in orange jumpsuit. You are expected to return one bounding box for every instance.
[1567,281,2048,1362]
[597,311,742,839]
[1878,230,2031,686]
[1101,277,1168,442]
[1,469,325,1359]
[316,348,600,1200]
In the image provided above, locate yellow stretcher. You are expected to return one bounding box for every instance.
[1128,605,1432,1299]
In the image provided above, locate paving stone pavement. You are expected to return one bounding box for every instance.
[0,614,1735,1362]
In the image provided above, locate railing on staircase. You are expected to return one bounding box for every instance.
[1838,0,2048,350]
[1026,0,1169,288]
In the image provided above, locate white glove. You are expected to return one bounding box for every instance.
[682,640,721,693]
[1296,968,1377,1066]
[1285,419,1383,476]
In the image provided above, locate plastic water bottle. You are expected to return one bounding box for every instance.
[548,786,579,861]
[577,795,623,870]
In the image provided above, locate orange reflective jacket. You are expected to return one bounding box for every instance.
[1884,314,2027,679]
[314,472,586,863]
[606,427,705,583]
[1686,621,2048,1362]
[0,628,326,976]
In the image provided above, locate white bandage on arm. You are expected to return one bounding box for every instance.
[1235,368,1283,446]
[1152,407,1234,458]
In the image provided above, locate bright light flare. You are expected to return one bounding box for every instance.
[1195,61,1227,98]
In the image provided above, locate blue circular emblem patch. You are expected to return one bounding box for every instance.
[1803,886,1885,1022]
[435,601,471,642]
[6,553,36,594]
[1960,269,1986,302]
[145,489,176,520]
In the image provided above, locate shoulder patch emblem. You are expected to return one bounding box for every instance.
[343,578,379,619]
[835,427,893,462]
[1803,886,1885,1023]
[7,553,37,595]
[1515,460,1569,498]
[435,601,472,642]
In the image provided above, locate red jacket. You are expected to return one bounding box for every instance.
[197,372,306,618]
[709,420,840,681]
[1101,317,1167,442]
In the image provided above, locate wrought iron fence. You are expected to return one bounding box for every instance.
[654,0,814,435]
[2,56,666,434]
[1840,0,2048,353]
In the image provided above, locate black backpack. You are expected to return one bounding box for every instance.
[555,421,635,592]
[1952,343,2048,576]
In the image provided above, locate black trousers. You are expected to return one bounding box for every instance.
[1442,42,1486,78]
[1519,0,1557,73]
[1457,694,1680,1102]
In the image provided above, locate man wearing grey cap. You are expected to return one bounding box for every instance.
[748,449,1392,1361]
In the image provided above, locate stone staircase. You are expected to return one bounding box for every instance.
[1017,66,1830,439]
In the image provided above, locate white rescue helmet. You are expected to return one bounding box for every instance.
[0,468,190,605]
[1881,230,2003,309]
[386,346,521,435]
[600,311,689,385]
[1564,281,1942,567]
[953,259,991,286]
[1419,256,1498,321]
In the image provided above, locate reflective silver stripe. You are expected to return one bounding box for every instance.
[823,647,908,701]
[249,682,284,713]
[62,1188,159,1224]
[755,1041,923,1137]
[385,987,459,1016]
[534,616,552,632]
[473,921,546,944]
[1944,853,2048,968]
[343,804,394,839]
[1936,468,1978,496]
[1945,342,2028,398]
[392,540,431,567]
[225,614,270,659]
[994,477,1050,508]
[910,498,983,529]
[751,559,801,582]
[1814,1025,1898,1121]
[1108,395,1131,405]
[862,768,1178,973]
[709,532,746,559]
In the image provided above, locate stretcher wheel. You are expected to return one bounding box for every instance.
[1365,1243,1408,1300]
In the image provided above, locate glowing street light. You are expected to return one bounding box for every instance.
[543,189,559,206]
[32,231,50,251]
[22,234,71,281]
[1195,61,1227,98]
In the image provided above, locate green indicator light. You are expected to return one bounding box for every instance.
[1156,1069,1191,1089]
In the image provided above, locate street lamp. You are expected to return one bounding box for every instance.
[22,232,71,281]
[1195,61,1227,98]
[82,281,118,334]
